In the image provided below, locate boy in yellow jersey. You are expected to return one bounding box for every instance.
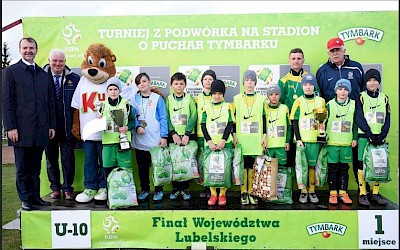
[325,79,357,205]
[355,69,390,206]
[166,72,198,201]
[266,85,291,164]
[290,73,325,204]
[232,70,267,205]
[196,70,216,199]
[201,79,234,206]
[99,79,136,194]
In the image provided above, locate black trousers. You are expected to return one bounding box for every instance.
[328,162,350,191]
[45,137,76,192]
[135,149,163,192]
[14,146,45,202]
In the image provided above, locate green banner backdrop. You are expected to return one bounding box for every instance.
[22,11,398,203]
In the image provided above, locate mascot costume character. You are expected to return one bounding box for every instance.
[71,43,120,203]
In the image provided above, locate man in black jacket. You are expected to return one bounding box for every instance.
[2,37,56,211]
[43,49,80,201]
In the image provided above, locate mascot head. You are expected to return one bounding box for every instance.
[81,43,116,84]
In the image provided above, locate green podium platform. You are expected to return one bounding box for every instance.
[21,191,399,249]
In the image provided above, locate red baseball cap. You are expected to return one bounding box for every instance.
[327,37,344,50]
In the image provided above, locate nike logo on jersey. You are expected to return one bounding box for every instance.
[243,115,254,120]
[336,114,346,118]
[269,118,279,123]
[370,105,381,109]
[304,112,313,116]
[328,77,334,81]
[211,116,221,121]
[173,107,182,112]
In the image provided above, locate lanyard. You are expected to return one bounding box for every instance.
[367,93,380,115]
[334,98,350,122]
[243,93,256,119]
[268,104,280,128]
[305,97,316,115]
[173,93,184,115]
[211,102,224,121]
[141,93,149,119]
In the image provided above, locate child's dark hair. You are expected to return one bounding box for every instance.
[170,72,186,85]
[134,72,165,100]
[135,72,150,85]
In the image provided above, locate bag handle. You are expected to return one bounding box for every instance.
[263,148,272,162]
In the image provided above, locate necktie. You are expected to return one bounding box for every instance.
[54,75,61,100]
[27,65,34,73]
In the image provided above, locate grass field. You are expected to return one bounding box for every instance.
[2,163,21,249]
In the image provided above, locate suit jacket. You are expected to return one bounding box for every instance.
[2,60,56,146]
[43,64,80,140]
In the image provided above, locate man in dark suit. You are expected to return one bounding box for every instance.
[2,37,56,211]
[43,49,80,201]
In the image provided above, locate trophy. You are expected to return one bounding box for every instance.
[312,107,328,144]
[110,109,130,151]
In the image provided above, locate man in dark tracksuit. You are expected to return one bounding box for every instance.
[43,49,80,200]
[2,37,56,211]
[316,37,365,193]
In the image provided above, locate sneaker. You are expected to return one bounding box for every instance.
[75,189,97,203]
[329,194,339,205]
[138,191,150,201]
[169,189,180,200]
[199,187,211,198]
[240,193,249,205]
[208,195,218,206]
[299,193,308,203]
[181,189,191,201]
[249,194,258,205]
[94,188,107,201]
[309,192,319,203]
[218,195,227,206]
[370,194,387,205]
[153,191,164,201]
[358,195,370,206]
[339,193,353,205]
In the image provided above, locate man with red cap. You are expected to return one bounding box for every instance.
[316,37,365,197]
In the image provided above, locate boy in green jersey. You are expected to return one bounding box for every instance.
[166,72,198,201]
[266,85,292,167]
[232,70,267,205]
[196,70,217,199]
[355,69,390,206]
[100,79,136,196]
[201,79,234,206]
[325,79,357,205]
[290,73,325,204]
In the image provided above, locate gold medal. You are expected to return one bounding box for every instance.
[293,94,298,99]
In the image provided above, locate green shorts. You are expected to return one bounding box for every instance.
[326,145,352,163]
[358,138,368,161]
[304,142,320,167]
[268,147,287,166]
[102,144,132,168]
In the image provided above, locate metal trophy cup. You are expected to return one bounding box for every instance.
[312,107,328,144]
[110,109,130,151]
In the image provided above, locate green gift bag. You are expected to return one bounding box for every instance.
[295,145,308,189]
[203,148,233,188]
[107,167,138,209]
[232,144,244,185]
[363,142,391,183]
[315,146,328,187]
[150,146,173,186]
